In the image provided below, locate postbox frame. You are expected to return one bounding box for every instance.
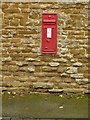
[41,13,58,54]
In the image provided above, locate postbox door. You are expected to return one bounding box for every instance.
[42,14,57,54]
[42,25,56,52]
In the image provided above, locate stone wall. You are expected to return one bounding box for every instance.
[1,1,89,94]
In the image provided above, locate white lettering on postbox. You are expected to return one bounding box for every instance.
[47,28,52,38]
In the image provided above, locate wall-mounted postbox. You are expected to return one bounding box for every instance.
[41,13,57,54]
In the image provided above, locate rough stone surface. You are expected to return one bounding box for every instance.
[27,66,35,72]
[59,58,67,63]
[60,73,69,77]
[1,2,89,94]
[48,89,63,93]
[71,74,84,79]
[66,67,77,74]
[26,58,35,61]
[73,62,83,67]
[49,62,59,67]
[76,78,89,85]
[57,67,66,73]
[33,82,54,89]
[16,62,27,67]
[60,48,68,54]
[1,0,89,2]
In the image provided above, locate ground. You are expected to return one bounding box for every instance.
[1,93,89,120]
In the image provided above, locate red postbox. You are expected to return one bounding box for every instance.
[41,13,57,54]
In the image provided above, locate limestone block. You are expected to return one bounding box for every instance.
[59,58,67,63]
[2,65,8,71]
[85,90,90,94]
[20,14,29,26]
[19,76,30,82]
[12,81,21,87]
[2,4,8,9]
[49,62,59,67]
[70,49,85,55]
[45,72,59,77]
[2,57,12,62]
[70,59,75,62]
[11,38,21,43]
[2,71,11,76]
[19,3,29,8]
[34,72,45,77]
[29,76,37,82]
[66,67,77,74]
[3,76,13,82]
[26,58,35,61]
[73,62,83,67]
[29,13,39,19]
[40,4,52,9]
[29,4,41,9]
[78,67,88,73]
[71,74,83,79]
[22,82,32,87]
[48,89,63,93]
[21,8,31,13]
[64,88,86,93]
[28,66,35,72]
[60,48,68,54]
[57,67,66,73]
[76,78,89,84]
[13,14,23,19]
[16,62,27,66]
[2,87,8,91]
[63,78,73,83]
[58,83,71,88]
[69,42,79,48]
[66,54,73,59]
[10,18,19,26]
[8,65,19,72]
[9,48,21,54]
[53,59,61,62]
[33,62,47,66]
[23,53,38,58]
[19,67,27,71]
[42,66,57,72]
[3,8,20,13]
[0,75,2,81]
[33,82,54,89]
[50,77,62,82]
[51,4,61,9]
[34,20,40,26]
[32,48,38,53]
[60,73,69,77]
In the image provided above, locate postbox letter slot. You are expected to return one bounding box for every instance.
[43,20,56,23]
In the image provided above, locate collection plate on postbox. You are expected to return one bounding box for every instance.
[41,13,57,54]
